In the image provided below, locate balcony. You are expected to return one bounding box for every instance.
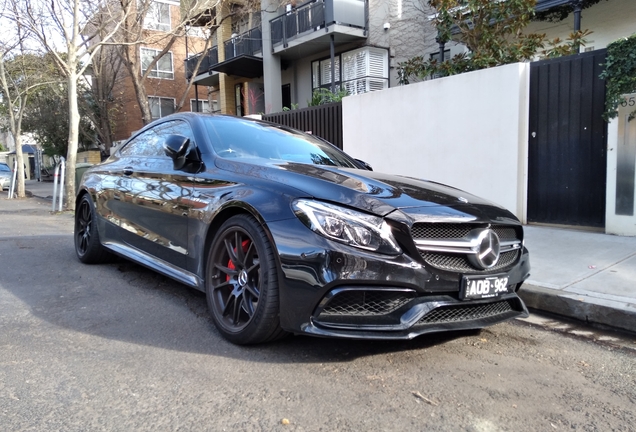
[270,0,367,59]
[186,46,218,85]
[186,26,263,85]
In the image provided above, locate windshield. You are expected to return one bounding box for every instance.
[0,164,11,172]
[203,116,359,168]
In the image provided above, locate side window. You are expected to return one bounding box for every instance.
[159,120,195,143]
[119,128,162,157]
[119,120,195,157]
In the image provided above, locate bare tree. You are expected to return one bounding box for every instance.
[0,1,60,198]
[8,0,132,210]
[112,0,267,126]
[85,29,126,153]
[0,48,28,198]
[112,0,221,126]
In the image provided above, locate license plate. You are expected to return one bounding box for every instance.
[461,274,511,300]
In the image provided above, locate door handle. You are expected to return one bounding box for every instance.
[123,167,134,176]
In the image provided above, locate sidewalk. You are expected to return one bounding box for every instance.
[520,226,636,335]
[20,180,636,335]
[23,179,57,200]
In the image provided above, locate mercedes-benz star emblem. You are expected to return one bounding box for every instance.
[469,229,501,269]
[238,269,249,287]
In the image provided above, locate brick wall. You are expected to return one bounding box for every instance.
[109,2,208,141]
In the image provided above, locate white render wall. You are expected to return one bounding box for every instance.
[342,63,531,221]
[605,94,636,236]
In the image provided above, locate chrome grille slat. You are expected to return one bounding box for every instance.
[420,250,519,273]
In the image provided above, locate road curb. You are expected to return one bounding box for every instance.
[519,283,636,335]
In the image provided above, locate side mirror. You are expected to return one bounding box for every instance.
[355,158,373,171]
[163,134,201,172]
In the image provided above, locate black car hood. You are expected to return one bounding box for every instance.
[216,159,519,224]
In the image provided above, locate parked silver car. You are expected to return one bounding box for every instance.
[0,163,13,190]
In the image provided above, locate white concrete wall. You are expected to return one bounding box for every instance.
[342,62,531,220]
[606,94,636,236]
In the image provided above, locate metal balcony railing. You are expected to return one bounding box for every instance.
[270,0,366,48]
[185,25,262,81]
[271,1,325,46]
[185,46,217,80]
[224,26,263,61]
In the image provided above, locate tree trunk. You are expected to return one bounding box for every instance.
[123,42,153,125]
[0,55,26,198]
[13,134,25,198]
[65,70,79,211]
[131,67,153,125]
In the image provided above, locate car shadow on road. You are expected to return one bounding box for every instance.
[0,234,480,364]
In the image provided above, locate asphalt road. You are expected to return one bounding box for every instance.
[1,197,634,432]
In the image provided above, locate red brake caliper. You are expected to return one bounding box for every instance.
[226,240,251,283]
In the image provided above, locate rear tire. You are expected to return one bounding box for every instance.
[74,194,112,264]
[206,214,287,345]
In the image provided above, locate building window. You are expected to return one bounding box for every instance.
[143,1,171,32]
[141,48,174,79]
[149,96,175,119]
[311,47,389,95]
[190,99,211,113]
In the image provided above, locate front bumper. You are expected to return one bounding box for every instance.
[305,292,528,340]
[267,218,531,339]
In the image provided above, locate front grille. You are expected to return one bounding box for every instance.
[420,249,520,273]
[411,223,522,272]
[418,300,514,324]
[320,291,412,316]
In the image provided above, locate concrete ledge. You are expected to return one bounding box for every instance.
[519,283,636,335]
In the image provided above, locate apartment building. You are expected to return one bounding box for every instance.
[183,0,447,115]
[184,0,634,117]
[109,0,209,142]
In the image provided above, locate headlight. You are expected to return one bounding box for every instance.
[292,199,402,255]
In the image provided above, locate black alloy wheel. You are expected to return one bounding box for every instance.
[206,214,286,344]
[74,194,111,264]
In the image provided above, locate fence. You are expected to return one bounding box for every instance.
[263,102,343,149]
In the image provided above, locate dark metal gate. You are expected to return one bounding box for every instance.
[527,49,607,227]
[263,102,343,149]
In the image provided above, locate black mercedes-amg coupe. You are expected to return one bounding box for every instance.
[75,113,530,344]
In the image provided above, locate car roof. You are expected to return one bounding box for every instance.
[127,112,291,143]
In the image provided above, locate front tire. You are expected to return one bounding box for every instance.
[206,214,287,345]
[74,194,112,264]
